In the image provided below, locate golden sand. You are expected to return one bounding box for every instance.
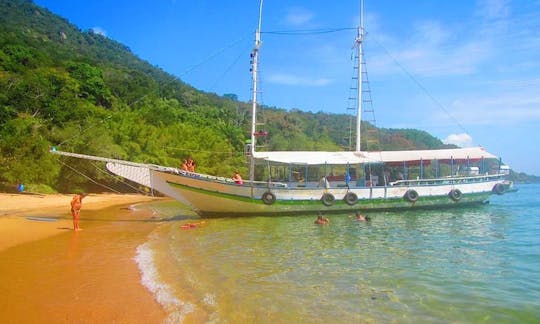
[0,193,160,251]
[0,193,168,323]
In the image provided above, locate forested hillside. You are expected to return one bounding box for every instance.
[0,0,505,194]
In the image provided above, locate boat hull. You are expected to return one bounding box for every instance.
[106,162,501,217]
[166,181,491,217]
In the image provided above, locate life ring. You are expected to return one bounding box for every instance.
[448,189,462,202]
[261,191,276,205]
[321,193,335,206]
[343,192,358,206]
[492,183,506,195]
[403,189,419,202]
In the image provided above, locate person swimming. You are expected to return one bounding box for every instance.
[315,213,330,225]
[354,211,371,222]
[355,211,365,221]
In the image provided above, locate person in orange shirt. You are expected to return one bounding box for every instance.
[70,193,86,231]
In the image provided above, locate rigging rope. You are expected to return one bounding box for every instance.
[128,33,251,108]
[60,159,160,216]
[89,161,148,195]
[55,36,252,150]
[369,35,470,135]
[58,159,121,193]
[209,42,253,93]
[163,146,243,156]
[59,158,154,196]
[263,27,355,35]
[56,115,112,148]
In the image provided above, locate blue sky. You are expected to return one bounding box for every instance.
[34,0,540,175]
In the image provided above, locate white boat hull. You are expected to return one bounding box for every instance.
[106,162,503,217]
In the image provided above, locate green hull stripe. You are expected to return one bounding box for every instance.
[167,181,491,208]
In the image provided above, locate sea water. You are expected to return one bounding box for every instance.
[135,184,540,323]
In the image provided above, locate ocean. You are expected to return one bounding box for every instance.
[134,184,540,323]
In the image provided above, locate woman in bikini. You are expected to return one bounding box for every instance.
[70,193,86,231]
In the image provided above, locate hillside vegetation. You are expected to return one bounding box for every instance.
[1,0,530,193]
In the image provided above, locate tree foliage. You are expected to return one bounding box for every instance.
[3,0,520,193]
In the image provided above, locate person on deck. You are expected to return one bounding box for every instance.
[70,193,87,231]
[186,157,195,172]
[180,160,188,171]
[188,161,196,173]
[345,172,352,189]
[319,176,330,189]
[232,171,243,185]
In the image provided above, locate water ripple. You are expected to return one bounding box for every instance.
[138,184,540,322]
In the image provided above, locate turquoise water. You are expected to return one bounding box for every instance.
[136,184,540,323]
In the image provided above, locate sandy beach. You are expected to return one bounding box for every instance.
[0,193,163,251]
[0,193,169,323]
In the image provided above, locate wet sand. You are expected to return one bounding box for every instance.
[0,193,168,323]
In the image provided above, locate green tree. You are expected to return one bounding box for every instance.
[0,115,59,186]
[67,62,111,107]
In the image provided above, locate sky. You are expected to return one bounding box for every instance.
[33,0,540,175]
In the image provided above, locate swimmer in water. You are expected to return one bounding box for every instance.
[315,213,330,225]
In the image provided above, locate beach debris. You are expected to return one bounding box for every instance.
[26,216,58,222]
[180,221,206,229]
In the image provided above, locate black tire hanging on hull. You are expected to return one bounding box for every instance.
[261,191,276,205]
[404,189,419,202]
[343,192,358,205]
[321,193,335,206]
[448,189,462,202]
[492,183,506,195]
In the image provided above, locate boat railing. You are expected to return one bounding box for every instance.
[160,167,288,188]
[157,164,503,189]
[251,180,288,188]
[388,173,505,187]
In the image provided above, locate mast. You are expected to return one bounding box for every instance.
[355,0,364,152]
[249,0,263,184]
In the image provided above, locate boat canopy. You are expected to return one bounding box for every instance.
[252,147,498,166]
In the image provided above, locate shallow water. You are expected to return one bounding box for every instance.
[136,184,540,323]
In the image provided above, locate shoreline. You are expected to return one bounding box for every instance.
[0,193,169,323]
[0,192,164,215]
[0,192,164,252]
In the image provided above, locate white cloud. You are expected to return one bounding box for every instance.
[428,84,540,128]
[267,73,333,86]
[413,20,450,45]
[443,133,474,147]
[284,7,314,26]
[91,26,107,36]
[368,20,493,78]
[365,0,517,78]
[360,0,540,138]
[368,1,540,131]
[476,0,510,20]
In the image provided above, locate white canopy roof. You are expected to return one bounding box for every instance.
[252,147,498,165]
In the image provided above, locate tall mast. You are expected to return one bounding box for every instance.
[249,0,263,184]
[355,0,364,152]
